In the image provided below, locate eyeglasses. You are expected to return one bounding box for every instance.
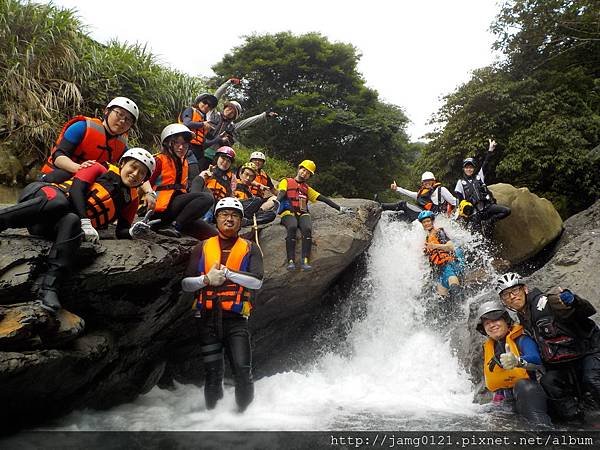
[170,140,189,149]
[111,108,135,126]
[500,285,522,301]
[216,212,241,220]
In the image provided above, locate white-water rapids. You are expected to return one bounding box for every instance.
[50,213,521,431]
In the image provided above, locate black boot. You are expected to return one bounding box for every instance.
[285,238,297,270]
[448,284,463,302]
[204,360,224,410]
[235,379,254,413]
[38,234,81,312]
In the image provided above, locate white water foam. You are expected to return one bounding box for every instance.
[53,213,495,431]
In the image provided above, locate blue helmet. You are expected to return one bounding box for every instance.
[418,210,435,222]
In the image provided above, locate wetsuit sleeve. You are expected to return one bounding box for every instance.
[233,112,267,133]
[214,79,232,100]
[479,151,493,182]
[548,290,597,321]
[307,186,320,203]
[516,335,542,366]
[69,163,108,218]
[52,120,86,161]
[395,186,418,199]
[316,194,341,211]
[180,107,205,130]
[276,179,288,202]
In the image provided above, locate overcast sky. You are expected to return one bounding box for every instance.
[42,0,501,141]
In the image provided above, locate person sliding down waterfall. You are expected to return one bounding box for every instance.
[181,197,263,412]
[276,160,354,271]
[379,171,457,221]
[476,300,553,428]
[417,211,463,304]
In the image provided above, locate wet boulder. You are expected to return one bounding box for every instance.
[490,183,563,265]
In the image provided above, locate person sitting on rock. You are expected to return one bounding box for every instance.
[0,149,156,312]
[276,160,353,271]
[247,151,277,198]
[147,124,215,239]
[380,171,457,221]
[454,139,511,235]
[234,162,277,226]
[496,272,600,422]
[39,97,157,212]
[181,197,263,412]
[417,210,463,302]
[476,300,553,428]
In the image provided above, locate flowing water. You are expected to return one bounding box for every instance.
[50,213,525,431]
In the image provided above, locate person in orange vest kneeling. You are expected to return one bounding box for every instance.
[476,300,552,428]
[181,197,263,412]
[148,124,215,239]
[276,160,353,271]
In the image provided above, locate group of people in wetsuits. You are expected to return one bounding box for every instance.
[0,79,355,413]
[380,140,599,428]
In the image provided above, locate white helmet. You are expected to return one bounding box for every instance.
[250,151,266,161]
[160,123,193,145]
[119,147,155,180]
[495,272,524,294]
[107,97,139,122]
[214,197,244,216]
[476,300,511,335]
[421,171,435,182]
[224,100,242,119]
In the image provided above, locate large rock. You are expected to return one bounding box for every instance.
[490,183,563,264]
[0,198,379,428]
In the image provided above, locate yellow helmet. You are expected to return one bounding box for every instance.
[298,159,316,175]
[240,161,258,174]
[459,200,474,218]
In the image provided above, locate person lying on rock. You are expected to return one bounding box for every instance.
[454,139,510,236]
[496,272,600,422]
[276,160,354,271]
[379,171,457,221]
[147,124,215,239]
[39,96,157,211]
[417,210,463,302]
[0,149,156,312]
[235,161,278,226]
[476,300,553,428]
[181,197,263,412]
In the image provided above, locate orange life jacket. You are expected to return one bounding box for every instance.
[250,170,271,196]
[178,107,206,147]
[205,171,234,201]
[193,236,252,317]
[235,180,253,200]
[41,116,127,174]
[425,227,456,266]
[56,164,138,229]
[483,324,530,392]
[285,177,309,214]
[153,153,188,213]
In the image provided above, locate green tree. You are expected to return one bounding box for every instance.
[211,32,410,197]
[420,0,600,217]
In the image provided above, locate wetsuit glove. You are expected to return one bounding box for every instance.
[500,344,519,370]
[80,218,99,244]
[129,220,151,238]
[559,290,575,305]
[339,206,354,214]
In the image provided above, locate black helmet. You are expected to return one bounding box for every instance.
[463,157,476,168]
[194,93,218,108]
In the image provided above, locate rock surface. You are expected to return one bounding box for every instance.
[490,183,563,265]
[0,198,379,428]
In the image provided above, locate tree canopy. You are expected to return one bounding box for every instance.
[420,0,600,216]
[211,32,411,197]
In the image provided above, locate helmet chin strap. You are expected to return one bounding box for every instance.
[103,109,126,136]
